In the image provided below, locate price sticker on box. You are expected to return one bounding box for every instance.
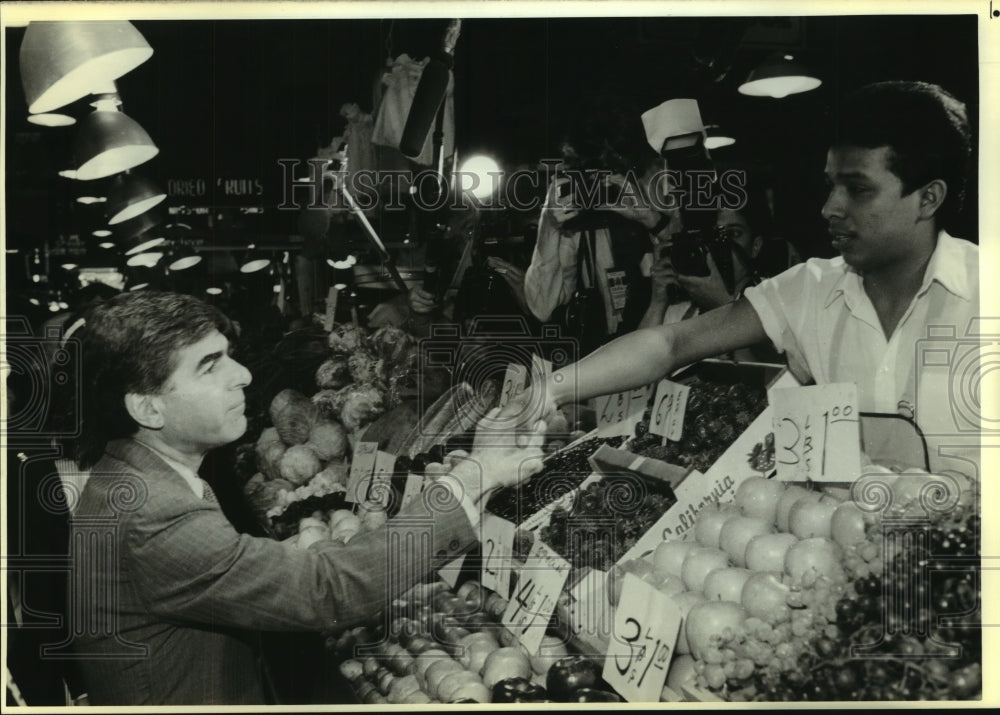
[345,441,378,503]
[649,378,690,442]
[603,573,681,703]
[481,514,516,597]
[502,539,572,655]
[498,363,529,410]
[771,383,861,482]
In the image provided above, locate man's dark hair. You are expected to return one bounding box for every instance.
[834,80,972,229]
[74,291,233,469]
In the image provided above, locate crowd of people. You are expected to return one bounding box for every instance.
[5,78,979,705]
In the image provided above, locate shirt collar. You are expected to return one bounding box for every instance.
[131,439,205,499]
[823,230,971,309]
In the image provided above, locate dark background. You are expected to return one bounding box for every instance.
[5,14,980,263]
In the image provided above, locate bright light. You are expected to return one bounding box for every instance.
[61,263,78,271]
[58,169,78,179]
[124,237,166,256]
[92,229,112,237]
[32,274,41,283]
[29,298,41,306]
[126,252,163,267]
[129,282,149,291]
[327,258,353,270]
[240,258,271,274]
[273,283,283,293]
[739,75,821,98]
[29,113,77,127]
[333,283,348,290]
[168,255,202,271]
[99,242,116,249]
[49,302,60,312]
[77,196,106,205]
[58,301,70,310]
[705,135,736,150]
[206,287,223,295]
[458,155,502,199]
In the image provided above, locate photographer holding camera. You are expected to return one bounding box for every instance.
[524,97,677,356]
[534,81,978,477]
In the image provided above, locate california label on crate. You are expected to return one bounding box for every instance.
[501,539,572,655]
[603,573,682,702]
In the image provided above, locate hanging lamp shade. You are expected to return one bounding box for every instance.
[74,103,159,180]
[27,112,76,127]
[106,173,166,224]
[116,209,165,255]
[20,21,153,115]
[167,245,202,272]
[704,125,736,150]
[738,54,821,99]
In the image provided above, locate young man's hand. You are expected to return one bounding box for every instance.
[677,252,733,310]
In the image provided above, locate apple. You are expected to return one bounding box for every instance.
[412,648,451,685]
[685,600,747,661]
[830,502,869,546]
[784,537,845,582]
[671,591,708,655]
[652,540,700,581]
[328,508,355,529]
[702,567,752,602]
[480,646,532,688]
[741,571,791,623]
[665,654,698,693]
[436,669,484,703]
[718,515,773,567]
[424,658,464,698]
[745,533,799,573]
[457,632,500,673]
[434,593,467,616]
[362,656,380,679]
[447,679,491,704]
[406,635,436,655]
[339,658,364,682]
[693,503,737,549]
[530,635,569,677]
[788,498,838,539]
[656,574,686,597]
[457,580,484,603]
[775,485,817,532]
[545,656,602,701]
[387,674,422,704]
[607,558,655,606]
[491,676,547,703]
[735,476,786,525]
[484,592,509,620]
[681,546,730,593]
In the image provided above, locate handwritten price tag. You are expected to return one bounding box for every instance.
[481,514,516,597]
[603,573,681,703]
[771,383,861,482]
[502,540,572,655]
[367,450,397,507]
[649,379,690,442]
[345,441,378,503]
[498,363,528,410]
[592,384,653,438]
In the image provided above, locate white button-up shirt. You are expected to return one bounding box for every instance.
[744,232,981,477]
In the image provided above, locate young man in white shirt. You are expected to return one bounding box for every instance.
[540,81,978,477]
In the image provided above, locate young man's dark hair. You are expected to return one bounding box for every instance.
[74,291,234,469]
[834,80,971,230]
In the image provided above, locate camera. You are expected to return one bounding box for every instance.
[559,168,628,233]
[2,317,81,446]
[660,132,736,291]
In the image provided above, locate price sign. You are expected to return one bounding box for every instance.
[345,441,378,503]
[498,363,528,410]
[399,473,423,510]
[649,379,690,442]
[501,539,572,655]
[438,555,466,589]
[481,514,516,597]
[603,573,681,703]
[592,384,653,437]
[367,450,397,507]
[771,383,861,482]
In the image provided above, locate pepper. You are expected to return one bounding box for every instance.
[491,677,548,703]
[545,656,603,701]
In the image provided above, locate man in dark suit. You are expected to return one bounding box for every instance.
[67,290,545,704]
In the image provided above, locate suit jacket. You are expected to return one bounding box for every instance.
[71,439,477,705]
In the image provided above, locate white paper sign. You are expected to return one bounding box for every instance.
[771,383,861,482]
[368,450,397,507]
[603,573,681,703]
[345,441,378,503]
[438,555,466,590]
[399,473,423,510]
[498,363,528,410]
[592,384,652,438]
[501,540,572,655]
[481,514,516,597]
[649,379,690,442]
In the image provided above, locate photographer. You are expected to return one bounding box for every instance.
[524,97,676,355]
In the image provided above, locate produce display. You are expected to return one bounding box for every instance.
[334,579,622,704]
[641,470,981,702]
[629,378,766,472]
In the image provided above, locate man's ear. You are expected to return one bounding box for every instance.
[917,179,948,221]
[124,393,165,430]
[751,235,765,259]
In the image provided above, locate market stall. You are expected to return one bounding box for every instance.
[232,314,982,704]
